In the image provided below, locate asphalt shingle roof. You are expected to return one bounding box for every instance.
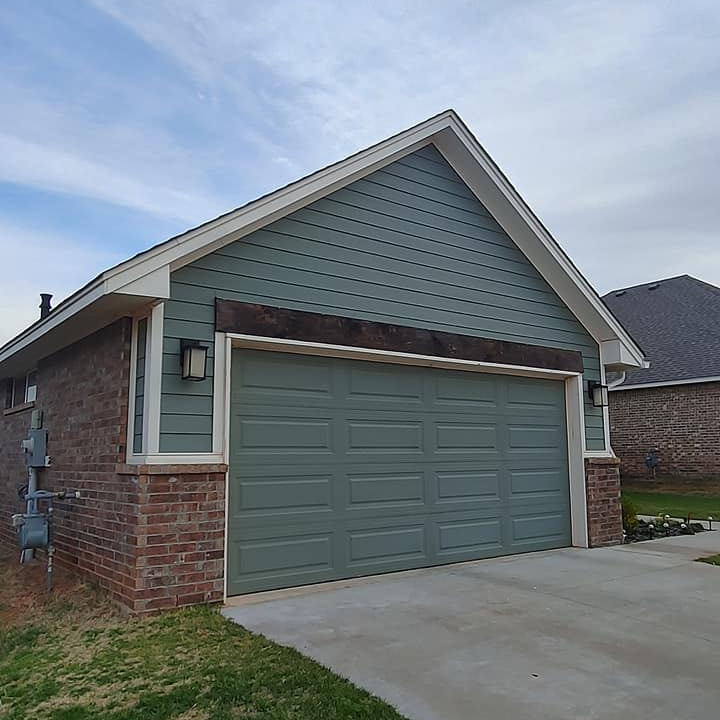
[602,275,720,387]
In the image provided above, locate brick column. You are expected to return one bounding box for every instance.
[585,456,623,547]
[117,463,227,614]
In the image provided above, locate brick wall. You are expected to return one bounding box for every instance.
[0,318,137,606]
[609,382,720,478]
[0,317,229,613]
[585,457,623,547]
[121,464,226,614]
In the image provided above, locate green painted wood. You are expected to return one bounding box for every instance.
[227,350,571,595]
[161,144,604,452]
[133,318,147,454]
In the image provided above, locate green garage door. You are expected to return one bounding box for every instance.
[227,349,571,596]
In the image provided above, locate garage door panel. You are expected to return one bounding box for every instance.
[347,364,424,402]
[235,415,334,453]
[507,424,565,453]
[230,532,334,580]
[347,420,424,453]
[508,468,568,497]
[433,373,498,408]
[435,516,503,557]
[234,352,334,398]
[434,469,501,503]
[434,422,498,453]
[506,378,565,409]
[510,512,570,545]
[227,536,336,595]
[347,524,427,568]
[228,350,571,595]
[347,471,425,508]
[230,471,334,516]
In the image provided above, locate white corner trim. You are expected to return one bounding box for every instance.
[144,302,164,454]
[610,375,720,391]
[222,335,232,602]
[565,374,589,547]
[212,332,227,455]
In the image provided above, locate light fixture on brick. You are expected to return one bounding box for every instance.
[180,339,208,381]
[588,381,609,407]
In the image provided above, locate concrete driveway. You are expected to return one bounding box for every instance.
[223,533,720,720]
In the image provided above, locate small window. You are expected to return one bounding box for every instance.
[4,371,37,409]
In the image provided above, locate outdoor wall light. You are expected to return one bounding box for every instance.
[588,381,609,407]
[180,339,208,381]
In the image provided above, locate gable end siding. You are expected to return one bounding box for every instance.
[160,144,604,452]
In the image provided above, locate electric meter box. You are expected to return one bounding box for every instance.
[16,513,49,550]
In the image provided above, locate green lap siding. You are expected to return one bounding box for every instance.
[161,143,604,453]
[133,317,148,453]
[227,350,571,595]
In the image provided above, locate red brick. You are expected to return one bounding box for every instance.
[585,458,623,547]
[609,382,720,478]
[0,319,226,615]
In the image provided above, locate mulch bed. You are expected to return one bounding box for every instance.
[624,518,708,543]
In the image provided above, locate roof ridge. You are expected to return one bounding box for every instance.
[602,274,691,297]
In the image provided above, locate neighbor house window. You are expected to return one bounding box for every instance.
[4,371,37,410]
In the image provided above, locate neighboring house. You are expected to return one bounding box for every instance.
[603,275,720,478]
[0,110,645,613]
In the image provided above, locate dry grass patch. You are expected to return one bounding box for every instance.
[0,547,405,720]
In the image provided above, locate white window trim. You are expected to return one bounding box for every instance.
[126,304,163,460]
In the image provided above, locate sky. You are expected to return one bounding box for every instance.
[1,0,719,341]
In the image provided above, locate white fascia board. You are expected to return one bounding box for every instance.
[610,375,720,391]
[103,115,455,286]
[0,280,105,364]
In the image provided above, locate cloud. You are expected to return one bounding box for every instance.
[1,0,720,339]
[0,220,123,340]
[0,131,224,224]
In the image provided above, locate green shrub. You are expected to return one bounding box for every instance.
[622,498,639,531]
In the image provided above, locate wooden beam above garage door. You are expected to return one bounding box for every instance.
[215,299,584,374]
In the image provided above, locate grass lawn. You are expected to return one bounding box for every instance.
[0,548,406,720]
[697,554,720,566]
[622,489,720,520]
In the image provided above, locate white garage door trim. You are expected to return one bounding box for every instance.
[217,332,589,601]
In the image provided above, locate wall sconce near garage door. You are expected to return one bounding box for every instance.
[588,381,609,407]
[180,340,208,381]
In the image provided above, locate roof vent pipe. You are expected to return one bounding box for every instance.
[39,294,53,320]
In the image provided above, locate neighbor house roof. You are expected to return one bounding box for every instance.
[0,109,646,377]
[603,275,720,390]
